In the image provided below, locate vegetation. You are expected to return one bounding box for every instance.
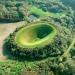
[0,0,30,23]
[29,6,65,18]
[0,0,72,23]
[5,20,73,59]
[0,0,75,75]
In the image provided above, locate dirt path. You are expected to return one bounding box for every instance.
[0,21,25,60]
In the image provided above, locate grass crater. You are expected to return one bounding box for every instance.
[15,23,57,48]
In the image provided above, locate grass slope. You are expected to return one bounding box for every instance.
[15,22,57,48]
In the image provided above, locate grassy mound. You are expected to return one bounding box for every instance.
[15,23,57,48]
[5,20,72,59]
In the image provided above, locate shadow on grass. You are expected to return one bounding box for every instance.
[3,41,60,62]
[3,42,18,60]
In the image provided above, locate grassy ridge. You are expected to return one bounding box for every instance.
[15,22,57,48]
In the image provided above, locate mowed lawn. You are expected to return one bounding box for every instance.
[0,21,25,60]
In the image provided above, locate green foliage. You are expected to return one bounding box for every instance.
[0,0,75,75]
[0,0,30,22]
[56,58,75,75]
[30,6,65,18]
[4,20,72,59]
[70,45,75,58]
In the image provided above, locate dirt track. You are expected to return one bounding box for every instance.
[0,21,25,60]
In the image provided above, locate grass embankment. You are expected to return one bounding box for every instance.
[15,22,57,48]
[29,6,65,18]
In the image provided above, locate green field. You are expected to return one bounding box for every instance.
[30,6,65,18]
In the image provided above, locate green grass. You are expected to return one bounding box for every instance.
[29,6,65,18]
[30,6,48,17]
[15,22,57,48]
